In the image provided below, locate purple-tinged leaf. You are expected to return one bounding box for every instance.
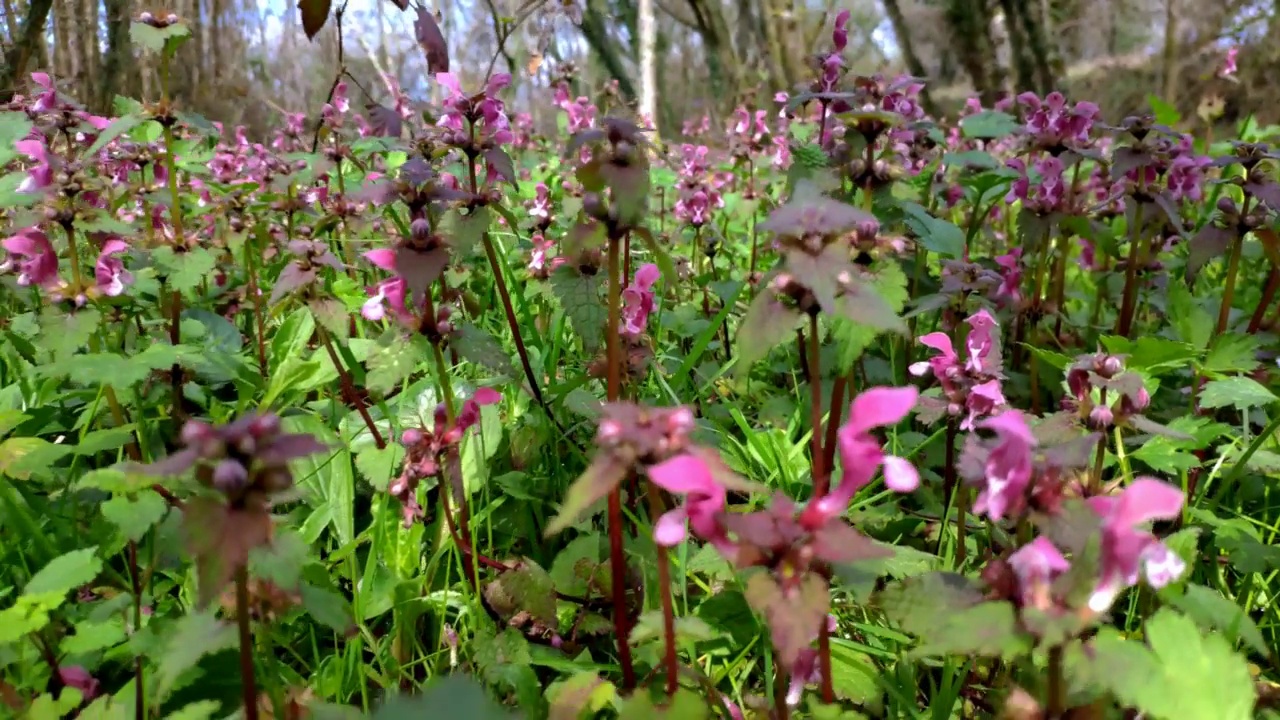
[734,289,802,375]
[1110,147,1154,180]
[258,433,330,465]
[297,0,331,40]
[811,521,894,565]
[544,454,630,536]
[1244,181,1280,213]
[1186,224,1234,280]
[483,147,518,189]
[366,104,403,138]
[136,448,201,477]
[184,499,273,608]
[415,5,449,73]
[761,194,873,238]
[745,572,830,669]
[394,246,449,299]
[269,264,317,305]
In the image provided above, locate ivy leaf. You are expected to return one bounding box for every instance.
[452,324,514,378]
[550,265,607,354]
[297,0,332,40]
[544,454,629,536]
[733,288,802,376]
[26,547,102,597]
[1199,376,1278,412]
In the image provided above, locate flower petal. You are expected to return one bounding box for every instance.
[653,508,689,546]
[647,453,715,495]
[845,386,918,436]
[979,409,1036,445]
[881,455,919,492]
[917,332,955,358]
[1112,477,1185,528]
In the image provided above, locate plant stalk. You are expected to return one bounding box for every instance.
[644,482,679,696]
[605,231,636,691]
[1216,231,1245,335]
[234,565,260,720]
[316,326,385,449]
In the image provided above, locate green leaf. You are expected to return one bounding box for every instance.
[549,534,603,597]
[1148,94,1181,127]
[271,307,317,374]
[550,266,607,354]
[0,112,34,165]
[482,558,559,627]
[155,610,238,701]
[26,547,102,596]
[1199,376,1278,411]
[831,257,909,368]
[1140,608,1256,720]
[1202,333,1261,375]
[630,611,722,646]
[299,582,356,635]
[0,436,73,480]
[829,643,882,704]
[130,20,191,55]
[960,110,1021,139]
[281,414,353,546]
[373,675,515,720]
[0,592,64,643]
[907,601,1030,658]
[366,333,426,395]
[618,689,709,720]
[353,444,404,492]
[101,491,169,542]
[162,701,223,720]
[155,247,217,295]
[86,113,146,155]
[548,672,614,720]
[1168,584,1268,656]
[452,324,514,377]
[1167,280,1213,350]
[900,202,965,258]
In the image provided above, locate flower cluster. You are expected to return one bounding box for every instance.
[620,263,660,337]
[1015,91,1100,152]
[1062,352,1151,431]
[1006,155,1070,215]
[390,388,503,527]
[910,309,1008,430]
[673,144,722,228]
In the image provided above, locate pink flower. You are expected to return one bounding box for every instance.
[908,332,959,380]
[620,263,661,337]
[29,72,58,113]
[1087,478,1186,612]
[1220,46,1238,77]
[1017,91,1099,149]
[647,450,728,547]
[94,239,133,296]
[831,10,850,53]
[1008,536,1070,606]
[528,182,552,222]
[361,248,409,322]
[994,248,1023,305]
[2,228,59,288]
[58,665,100,701]
[964,309,998,374]
[972,411,1036,522]
[804,387,919,527]
[15,137,53,194]
[454,387,502,435]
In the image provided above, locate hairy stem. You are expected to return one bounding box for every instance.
[808,314,826,496]
[129,541,144,720]
[316,326,385,449]
[1216,230,1245,335]
[1115,200,1146,337]
[234,566,260,720]
[245,226,269,379]
[644,482,679,696]
[605,231,636,690]
[1046,645,1065,717]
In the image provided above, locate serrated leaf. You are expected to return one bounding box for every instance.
[0,592,64,643]
[1202,333,1260,375]
[617,688,708,720]
[550,266,606,353]
[453,324,514,377]
[629,611,722,645]
[300,582,356,635]
[1168,584,1268,656]
[550,534,602,596]
[155,610,238,701]
[86,113,145,155]
[1199,376,1277,411]
[373,675,515,720]
[900,202,965,258]
[908,601,1029,658]
[130,20,191,54]
[831,257,909,367]
[829,644,881,704]
[960,110,1021,139]
[366,334,426,395]
[26,547,102,597]
[353,444,404,491]
[877,571,985,637]
[734,289,802,375]
[1138,608,1257,720]
[101,491,169,542]
[544,454,629,535]
[482,559,558,627]
[549,672,614,720]
[745,572,829,668]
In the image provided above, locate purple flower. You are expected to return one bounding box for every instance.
[29,72,58,113]
[1087,477,1186,612]
[620,263,660,337]
[94,239,133,297]
[528,182,552,222]
[647,452,729,547]
[994,248,1023,305]
[964,309,998,374]
[453,387,502,436]
[361,248,410,322]
[972,411,1036,522]
[1166,152,1211,202]
[58,665,100,701]
[831,9,850,53]
[2,228,59,288]
[1220,46,1238,77]
[1008,536,1070,607]
[1017,91,1099,149]
[803,387,919,527]
[908,332,959,380]
[15,137,54,194]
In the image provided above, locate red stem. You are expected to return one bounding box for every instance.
[605,232,637,691]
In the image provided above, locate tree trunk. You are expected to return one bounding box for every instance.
[0,0,54,99]
[1010,0,1054,93]
[579,0,639,101]
[101,0,133,112]
[997,0,1035,93]
[1160,0,1177,104]
[881,0,936,115]
[638,0,657,129]
[945,0,999,104]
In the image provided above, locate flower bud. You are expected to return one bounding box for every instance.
[401,428,424,447]
[212,459,248,491]
[181,420,214,447]
[1098,355,1123,378]
[410,217,431,243]
[597,419,622,444]
[666,407,695,437]
[1087,404,1113,430]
